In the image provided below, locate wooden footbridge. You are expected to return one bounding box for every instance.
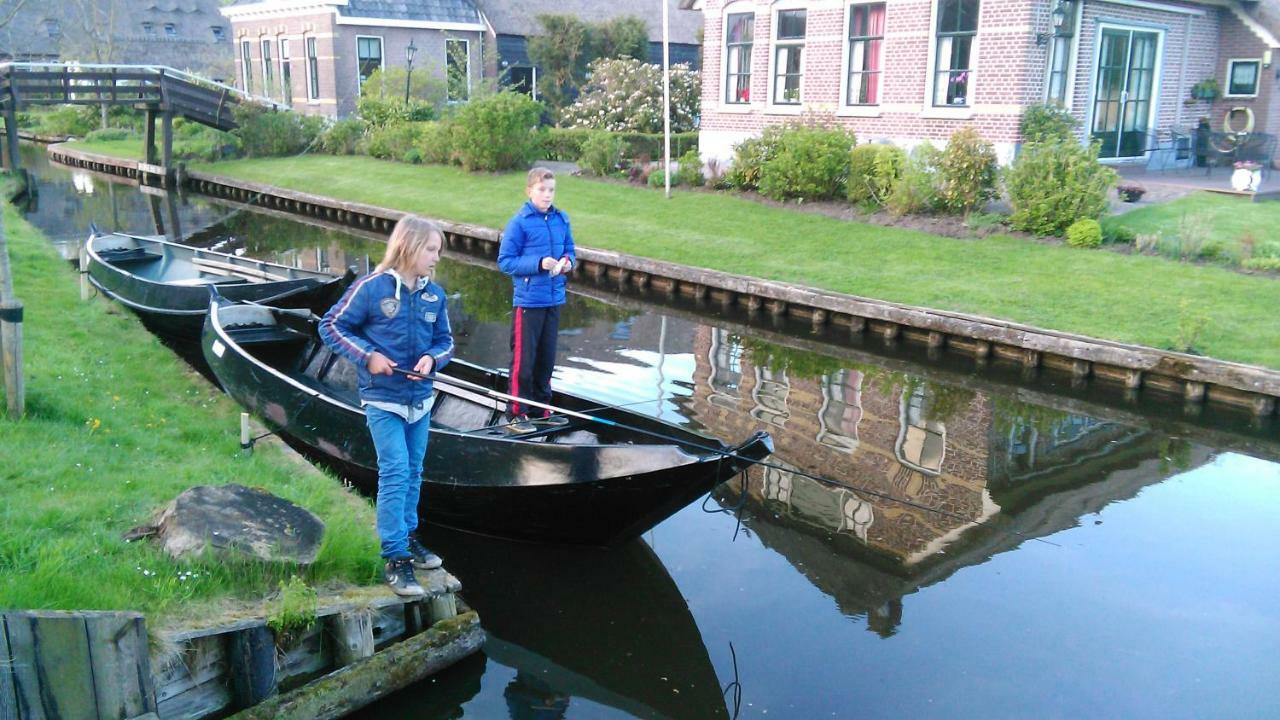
[0,63,284,182]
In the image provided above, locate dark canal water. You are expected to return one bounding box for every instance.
[19,144,1280,719]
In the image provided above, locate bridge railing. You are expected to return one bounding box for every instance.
[0,62,286,112]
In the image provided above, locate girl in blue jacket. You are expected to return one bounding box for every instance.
[497,167,576,433]
[319,215,454,597]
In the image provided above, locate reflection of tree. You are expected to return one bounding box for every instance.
[741,337,846,380]
[215,212,377,257]
[992,397,1071,437]
[435,260,634,327]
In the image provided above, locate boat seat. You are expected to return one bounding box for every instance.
[224,324,311,347]
[99,248,162,266]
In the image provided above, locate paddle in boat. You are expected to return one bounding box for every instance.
[85,229,354,341]
[201,295,774,546]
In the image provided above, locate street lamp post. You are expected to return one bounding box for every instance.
[404,39,418,104]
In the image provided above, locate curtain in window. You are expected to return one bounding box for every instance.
[847,4,885,105]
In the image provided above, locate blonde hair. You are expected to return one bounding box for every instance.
[376,215,444,274]
[526,167,555,188]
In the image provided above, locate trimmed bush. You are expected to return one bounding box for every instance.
[543,128,698,162]
[886,143,943,216]
[757,126,857,202]
[675,147,704,187]
[416,121,456,165]
[727,128,782,191]
[847,143,905,205]
[450,92,544,171]
[544,128,593,161]
[938,127,998,214]
[1020,103,1078,144]
[647,168,675,188]
[1065,218,1103,248]
[578,131,627,176]
[318,118,367,155]
[232,107,324,157]
[364,122,426,161]
[1006,140,1116,235]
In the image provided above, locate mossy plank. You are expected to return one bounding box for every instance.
[227,612,483,720]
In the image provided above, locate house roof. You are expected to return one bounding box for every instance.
[1253,0,1280,44]
[224,0,482,25]
[471,0,702,45]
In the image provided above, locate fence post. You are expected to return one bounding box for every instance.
[0,206,23,418]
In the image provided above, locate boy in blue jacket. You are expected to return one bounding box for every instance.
[319,215,454,597]
[498,167,576,433]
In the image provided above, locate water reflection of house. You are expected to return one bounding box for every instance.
[694,327,995,566]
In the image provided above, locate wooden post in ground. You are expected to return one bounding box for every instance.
[161,111,174,185]
[144,108,158,166]
[3,100,19,175]
[0,206,24,418]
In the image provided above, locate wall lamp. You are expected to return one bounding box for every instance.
[1036,0,1072,46]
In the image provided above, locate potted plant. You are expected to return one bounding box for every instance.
[1116,182,1146,203]
[1231,160,1263,192]
[1190,78,1220,101]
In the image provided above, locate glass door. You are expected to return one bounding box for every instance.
[1091,28,1159,159]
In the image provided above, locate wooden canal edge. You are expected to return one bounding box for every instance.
[47,144,1280,418]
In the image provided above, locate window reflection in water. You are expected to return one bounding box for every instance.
[707,329,742,409]
[751,366,790,427]
[818,369,862,453]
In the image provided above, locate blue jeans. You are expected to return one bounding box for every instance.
[365,405,431,560]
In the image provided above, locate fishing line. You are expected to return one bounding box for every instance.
[392,366,1061,548]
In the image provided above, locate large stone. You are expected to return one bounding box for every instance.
[137,484,325,564]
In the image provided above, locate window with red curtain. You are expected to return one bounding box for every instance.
[847,4,885,105]
[725,13,754,104]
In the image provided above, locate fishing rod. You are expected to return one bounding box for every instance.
[391,366,1061,548]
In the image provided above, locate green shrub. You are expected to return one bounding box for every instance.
[232,107,324,157]
[416,121,456,165]
[886,143,943,216]
[1065,218,1103,248]
[1006,140,1116,235]
[938,127,998,214]
[578,131,627,176]
[675,147,704,186]
[356,67,446,127]
[757,126,856,202]
[449,92,544,171]
[1243,257,1280,271]
[35,105,99,137]
[84,128,133,143]
[364,121,425,161]
[1020,103,1079,144]
[847,143,905,205]
[1253,240,1280,259]
[403,148,423,164]
[648,168,676,188]
[545,128,699,163]
[1103,223,1137,245]
[727,127,783,191]
[545,128,593,161]
[174,128,240,162]
[318,118,367,155]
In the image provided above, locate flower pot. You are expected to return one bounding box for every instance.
[1117,189,1145,203]
[1231,167,1263,193]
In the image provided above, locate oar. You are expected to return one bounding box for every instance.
[390,365,1061,547]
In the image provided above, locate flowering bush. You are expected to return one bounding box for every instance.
[561,57,700,133]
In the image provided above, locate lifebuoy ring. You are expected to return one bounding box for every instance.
[1223,106,1255,135]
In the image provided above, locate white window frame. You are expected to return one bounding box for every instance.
[305,35,320,101]
[260,38,274,97]
[839,1,887,114]
[923,0,981,118]
[240,39,253,94]
[1083,22,1166,163]
[1224,58,1261,98]
[767,4,807,111]
[719,2,756,112]
[1041,0,1082,109]
[355,34,385,91]
[446,37,471,102]
[279,38,292,105]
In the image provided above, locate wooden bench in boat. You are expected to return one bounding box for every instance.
[223,324,312,347]
[99,248,163,266]
[191,257,290,283]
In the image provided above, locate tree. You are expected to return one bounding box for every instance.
[526,14,591,117]
[65,0,127,128]
[590,17,648,62]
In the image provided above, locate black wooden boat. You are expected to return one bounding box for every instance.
[85,230,353,341]
[201,297,773,546]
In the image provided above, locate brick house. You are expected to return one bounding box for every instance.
[221,0,487,117]
[688,0,1280,165]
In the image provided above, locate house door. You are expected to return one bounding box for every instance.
[1091,28,1159,159]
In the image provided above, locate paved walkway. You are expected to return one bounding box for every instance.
[1112,163,1277,213]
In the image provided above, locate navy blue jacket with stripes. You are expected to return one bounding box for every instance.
[498,201,577,308]
[318,271,454,406]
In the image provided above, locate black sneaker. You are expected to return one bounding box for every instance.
[539,414,570,427]
[407,536,443,570]
[383,558,425,597]
[507,415,538,434]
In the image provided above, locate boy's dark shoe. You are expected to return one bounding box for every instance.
[539,414,570,427]
[384,558,425,597]
[407,536,443,570]
[507,414,538,434]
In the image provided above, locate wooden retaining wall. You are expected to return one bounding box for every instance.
[47,144,1280,418]
[2,571,481,720]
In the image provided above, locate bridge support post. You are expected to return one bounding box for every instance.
[3,101,19,174]
[162,110,174,185]
[144,109,158,166]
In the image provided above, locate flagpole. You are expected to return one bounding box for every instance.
[662,0,671,199]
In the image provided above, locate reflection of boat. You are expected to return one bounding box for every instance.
[420,528,731,720]
[202,298,774,546]
[86,230,353,341]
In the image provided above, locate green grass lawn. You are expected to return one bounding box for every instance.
[0,204,382,624]
[66,141,1280,369]
[1104,191,1280,262]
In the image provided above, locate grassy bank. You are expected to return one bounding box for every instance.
[0,204,381,625]
[66,141,1280,369]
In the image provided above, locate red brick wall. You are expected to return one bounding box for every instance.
[1210,10,1277,138]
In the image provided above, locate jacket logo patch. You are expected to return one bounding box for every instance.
[424,311,437,323]
[380,298,400,318]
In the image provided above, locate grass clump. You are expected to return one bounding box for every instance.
[0,206,381,625]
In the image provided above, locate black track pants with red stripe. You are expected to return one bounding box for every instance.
[509,305,559,417]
